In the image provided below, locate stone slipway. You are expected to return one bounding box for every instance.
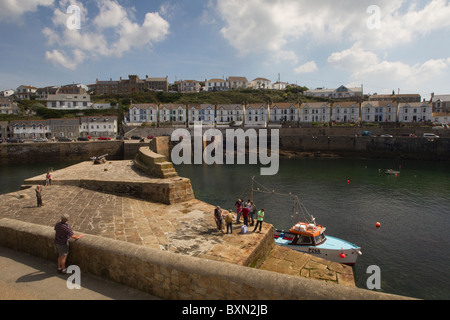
[1,160,355,287]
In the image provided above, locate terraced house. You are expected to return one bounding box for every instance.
[299,102,332,123]
[270,103,299,123]
[129,104,158,124]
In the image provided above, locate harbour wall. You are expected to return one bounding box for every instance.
[0,218,412,300]
[1,131,449,165]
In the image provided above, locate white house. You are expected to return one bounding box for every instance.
[398,102,432,123]
[271,82,289,90]
[269,103,299,123]
[432,112,450,124]
[159,104,187,123]
[216,104,244,125]
[249,78,272,90]
[178,80,201,93]
[1,89,15,97]
[129,104,158,124]
[41,93,92,110]
[205,78,229,92]
[245,104,269,126]
[305,85,363,100]
[228,76,248,90]
[9,120,50,139]
[300,102,331,123]
[15,85,37,100]
[331,102,360,123]
[187,104,215,125]
[0,98,20,115]
[80,116,117,138]
[361,101,397,123]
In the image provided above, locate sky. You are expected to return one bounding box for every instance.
[1,0,450,100]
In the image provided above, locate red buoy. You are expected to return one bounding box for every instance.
[347,180,350,184]
[340,253,346,259]
[376,222,381,228]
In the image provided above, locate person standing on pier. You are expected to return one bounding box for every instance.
[225,210,234,234]
[214,206,224,232]
[35,185,43,207]
[253,209,265,233]
[54,214,83,274]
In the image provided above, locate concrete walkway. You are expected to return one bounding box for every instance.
[0,247,158,300]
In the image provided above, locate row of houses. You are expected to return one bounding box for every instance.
[128,101,448,127]
[0,116,118,140]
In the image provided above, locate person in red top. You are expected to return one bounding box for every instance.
[242,206,250,227]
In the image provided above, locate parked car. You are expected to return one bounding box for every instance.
[7,138,25,143]
[147,135,154,139]
[362,131,372,136]
[401,133,417,138]
[57,137,72,142]
[131,135,141,140]
[0,138,3,143]
[33,138,48,143]
[77,137,90,141]
[116,135,124,140]
[98,137,111,140]
[380,134,393,138]
[423,133,440,138]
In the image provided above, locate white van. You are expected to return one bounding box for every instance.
[423,133,440,138]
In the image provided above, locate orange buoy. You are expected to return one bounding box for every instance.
[376,222,381,228]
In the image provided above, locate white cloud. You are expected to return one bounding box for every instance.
[43,0,170,69]
[328,46,450,92]
[294,61,317,74]
[0,0,54,22]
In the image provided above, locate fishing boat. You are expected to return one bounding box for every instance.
[250,177,362,265]
[274,220,362,265]
[385,169,400,175]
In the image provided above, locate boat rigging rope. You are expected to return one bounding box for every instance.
[250,177,315,224]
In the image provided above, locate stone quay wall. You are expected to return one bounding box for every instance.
[0,218,412,300]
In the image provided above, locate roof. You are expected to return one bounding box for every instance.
[159,104,186,109]
[217,104,243,110]
[271,103,298,109]
[207,78,226,82]
[131,104,158,109]
[251,77,271,82]
[228,76,248,82]
[431,95,450,102]
[302,102,331,108]
[334,102,359,107]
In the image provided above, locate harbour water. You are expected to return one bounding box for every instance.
[175,158,450,300]
[1,158,449,300]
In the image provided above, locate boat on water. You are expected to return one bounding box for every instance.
[250,177,362,265]
[385,169,400,175]
[274,220,362,265]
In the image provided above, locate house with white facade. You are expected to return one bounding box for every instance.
[9,120,50,139]
[0,98,20,115]
[228,77,248,90]
[245,103,269,127]
[187,104,215,125]
[39,93,92,110]
[205,79,229,92]
[159,104,187,124]
[15,85,37,100]
[431,94,450,113]
[216,104,244,125]
[79,116,117,138]
[361,101,397,123]
[304,85,363,100]
[398,102,432,123]
[331,102,360,123]
[129,104,158,124]
[178,80,201,93]
[432,113,450,124]
[269,103,299,123]
[299,102,331,123]
[1,89,15,97]
[249,78,272,90]
[271,82,289,90]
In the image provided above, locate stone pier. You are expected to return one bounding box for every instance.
[1,150,357,292]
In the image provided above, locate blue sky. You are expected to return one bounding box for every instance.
[1,0,450,100]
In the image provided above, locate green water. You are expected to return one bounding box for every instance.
[175,158,450,300]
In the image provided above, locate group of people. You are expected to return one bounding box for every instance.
[214,199,265,234]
